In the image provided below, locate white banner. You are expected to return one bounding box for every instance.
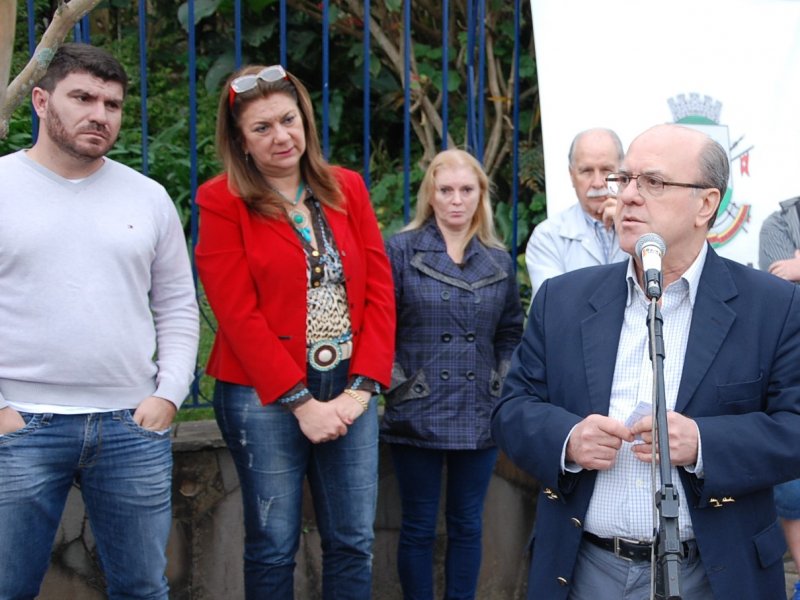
[529,0,800,267]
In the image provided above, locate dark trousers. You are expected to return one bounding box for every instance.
[390,444,498,600]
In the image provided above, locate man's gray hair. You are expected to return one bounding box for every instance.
[697,137,729,229]
[567,128,624,166]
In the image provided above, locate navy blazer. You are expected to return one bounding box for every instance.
[492,246,800,600]
[382,219,524,449]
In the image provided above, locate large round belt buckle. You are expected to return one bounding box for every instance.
[309,340,341,372]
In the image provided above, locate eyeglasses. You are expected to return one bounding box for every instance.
[606,173,707,198]
[228,65,289,108]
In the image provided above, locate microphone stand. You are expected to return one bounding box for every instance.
[647,297,682,600]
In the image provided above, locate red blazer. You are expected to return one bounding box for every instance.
[195,167,395,404]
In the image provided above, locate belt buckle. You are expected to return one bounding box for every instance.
[613,536,647,562]
[308,340,343,372]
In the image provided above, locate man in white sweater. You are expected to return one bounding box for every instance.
[0,44,198,599]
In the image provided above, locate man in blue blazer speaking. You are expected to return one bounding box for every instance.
[492,124,800,600]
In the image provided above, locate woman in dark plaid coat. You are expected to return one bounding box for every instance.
[382,149,525,599]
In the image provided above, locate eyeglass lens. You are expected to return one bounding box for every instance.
[608,175,665,197]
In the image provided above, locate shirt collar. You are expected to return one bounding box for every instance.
[625,242,708,307]
[582,206,601,229]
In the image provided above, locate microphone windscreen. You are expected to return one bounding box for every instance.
[635,233,666,257]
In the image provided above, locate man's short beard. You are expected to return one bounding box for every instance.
[45,102,116,162]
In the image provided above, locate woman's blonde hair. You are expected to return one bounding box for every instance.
[405,149,505,249]
[215,65,343,218]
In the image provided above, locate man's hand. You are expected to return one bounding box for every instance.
[133,396,177,432]
[768,249,800,283]
[598,196,617,230]
[291,399,349,443]
[629,411,699,466]
[0,406,26,435]
[566,414,634,470]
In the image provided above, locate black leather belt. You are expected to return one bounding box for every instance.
[583,532,692,562]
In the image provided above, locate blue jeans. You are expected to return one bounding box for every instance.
[390,444,498,600]
[775,478,800,520]
[0,410,173,600]
[214,360,378,600]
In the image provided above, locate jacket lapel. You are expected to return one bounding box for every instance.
[411,221,506,291]
[581,262,628,415]
[675,247,737,413]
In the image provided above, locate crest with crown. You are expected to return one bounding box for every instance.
[668,93,722,125]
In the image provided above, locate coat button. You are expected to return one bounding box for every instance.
[557,576,568,586]
[441,333,452,342]
[441,290,450,300]
[465,332,476,342]
[543,487,559,501]
[440,370,450,380]
[465,371,476,381]
[571,517,582,528]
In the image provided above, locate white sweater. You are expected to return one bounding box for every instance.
[0,150,199,411]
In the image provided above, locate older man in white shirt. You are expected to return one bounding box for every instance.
[525,128,627,299]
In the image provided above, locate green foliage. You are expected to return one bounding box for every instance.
[177,0,224,30]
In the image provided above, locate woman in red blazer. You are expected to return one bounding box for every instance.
[195,65,395,599]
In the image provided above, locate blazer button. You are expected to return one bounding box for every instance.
[440,370,450,380]
[465,332,476,342]
[441,333,452,342]
[543,487,559,500]
[441,290,451,300]
[465,371,476,381]
[557,577,568,586]
[571,517,582,528]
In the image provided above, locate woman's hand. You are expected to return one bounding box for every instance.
[331,389,370,425]
[291,399,349,443]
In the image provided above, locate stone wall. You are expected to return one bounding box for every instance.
[36,420,538,599]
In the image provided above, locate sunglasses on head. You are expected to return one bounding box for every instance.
[228,65,289,109]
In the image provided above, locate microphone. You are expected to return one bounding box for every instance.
[635,233,666,300]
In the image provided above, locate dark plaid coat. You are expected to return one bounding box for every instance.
[381,219,524,449]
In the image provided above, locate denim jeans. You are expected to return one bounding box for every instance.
[775,478,800,520]
[214,360,378,600]
[389,444,498,600]
[0,410,173,600]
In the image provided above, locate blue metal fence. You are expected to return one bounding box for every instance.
[25,1,526,405]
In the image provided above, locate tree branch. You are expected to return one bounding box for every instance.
[0,0,16,118]
[1,0,102,139]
